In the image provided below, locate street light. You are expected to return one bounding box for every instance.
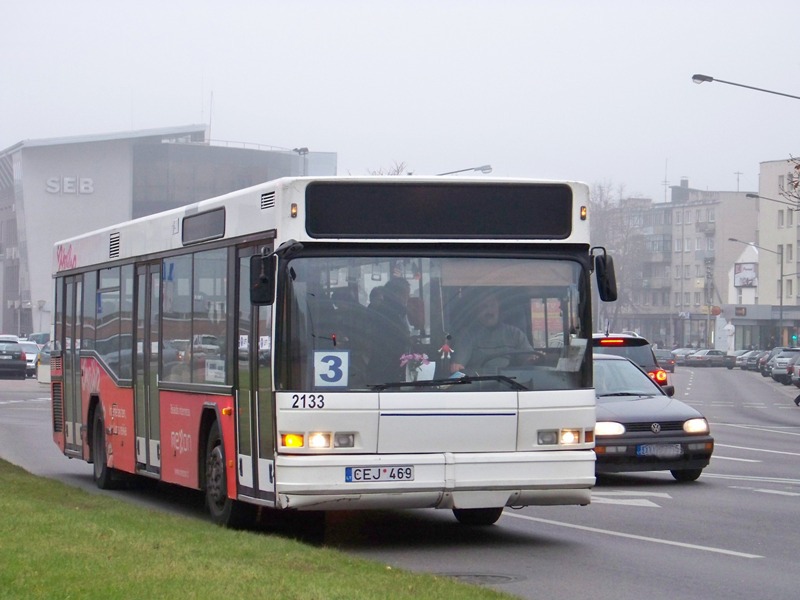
[745,193,800,210]
[728,237,784,343]
[437,165,493,176]
[691,74,800,101]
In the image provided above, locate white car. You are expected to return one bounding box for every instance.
[18,340,40,378]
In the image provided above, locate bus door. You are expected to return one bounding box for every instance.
[236,245,276,503]
[63,276,83,455]
[134,262,161,475]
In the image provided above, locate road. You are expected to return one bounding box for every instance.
[2,368,800,600]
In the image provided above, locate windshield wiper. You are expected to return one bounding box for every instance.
[597,391,651,397]
[368,374,528,392]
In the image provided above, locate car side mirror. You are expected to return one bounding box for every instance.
[662,384,675,397]
[250,254,276,306]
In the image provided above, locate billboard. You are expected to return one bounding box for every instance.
[733,263,758,288]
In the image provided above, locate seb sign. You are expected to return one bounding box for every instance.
[46,176,94,195]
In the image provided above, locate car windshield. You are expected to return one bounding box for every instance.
[594,359,663,400]
[19,342,39,354]
[281,254,590,392]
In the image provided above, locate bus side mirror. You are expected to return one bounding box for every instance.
[594,254,618,302]
[250,254,276,306]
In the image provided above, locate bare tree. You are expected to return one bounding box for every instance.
[783,156,800,202]
[366,161,409,176]
[589,181,646,332]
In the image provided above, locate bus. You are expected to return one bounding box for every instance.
[50,176,617,527]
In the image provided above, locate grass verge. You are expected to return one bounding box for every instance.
[0,459,515,600]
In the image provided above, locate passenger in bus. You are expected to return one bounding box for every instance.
[366,277,412,383]
[450,291,540,373]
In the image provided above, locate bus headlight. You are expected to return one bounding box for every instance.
[308,432,331,449]
[560,429,581,445]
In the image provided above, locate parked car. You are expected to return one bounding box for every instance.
[0,341,28,379]
[785,354,800,387]
[653,349,676,373]
[36,341,52,384]
[747,350,769,371]
[685,349,727,367]
[26,331,50,348]
[735,350,756,369]
[760,347,789,377]
[593,353,714,482]
[724,349,750,369]
[592,333,668,387]
[671,348,697,365]
[18,340,40,378]
[770,349,800,384]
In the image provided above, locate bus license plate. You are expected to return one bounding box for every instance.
[345,466,414,482]
[636,444,682,458]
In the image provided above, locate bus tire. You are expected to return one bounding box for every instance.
[452,507,504,526]
[92,408,121,490]
[204,421,256,528]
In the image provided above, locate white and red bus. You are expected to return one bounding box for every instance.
[50,176,617,527]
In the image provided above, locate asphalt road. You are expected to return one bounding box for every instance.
[2,368,799,600]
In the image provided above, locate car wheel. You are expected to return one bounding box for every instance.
[670,468,703,482]
[452,507,504,526]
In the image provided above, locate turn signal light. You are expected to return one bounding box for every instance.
[281,433,304,448]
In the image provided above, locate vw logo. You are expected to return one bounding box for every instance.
[651,423,662,433]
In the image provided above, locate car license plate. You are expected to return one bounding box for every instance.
[636,444,682,458]
[345,466,414,482]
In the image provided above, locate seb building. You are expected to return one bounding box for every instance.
[0,125,336,337]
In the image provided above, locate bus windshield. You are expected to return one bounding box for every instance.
[280,254,589,392]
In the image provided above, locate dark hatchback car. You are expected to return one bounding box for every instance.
[653,349,676,373]
[0,341,28,379]
[593,354,714,482]
[592,333,668,386]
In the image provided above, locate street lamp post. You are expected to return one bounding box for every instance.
[745,192,800,210]
[437,165,493,176]
[729,237,784,344]
[692,74,800,101]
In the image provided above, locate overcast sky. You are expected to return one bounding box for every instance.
[3,1,799,201]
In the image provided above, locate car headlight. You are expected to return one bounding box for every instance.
[683,418,709,434]
[595,421,625,436]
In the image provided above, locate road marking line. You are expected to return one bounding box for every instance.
[589,497,661,507]
[751,489,800,497]
[502,512,763,558]
[704,473,800,485]
[715,443,800,456]
[711,455,761,463]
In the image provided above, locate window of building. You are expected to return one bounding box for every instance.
[684,209,692,224]
[675,238,682,253]
[684,265,691,279]
[675,210,682,225]
[707,237,714,251]
[789,210,794,227]
[778,245,784,265]
[684,238,691,252]
[674,266,681,279]
[788,244,794,263]
[779,175,785,190]
[788,278,794,298]
[695,237,702,251]
[708,208,715,222]
[694,292,701,306]
[779,210,785,228]
[684,292,690,305]
[737,289,743,304]
[675,292,681,306]
[665,265,671,278]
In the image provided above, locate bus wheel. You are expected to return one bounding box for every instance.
[452,507,504,526]
[204,421,255,528]
[92,408,120,489]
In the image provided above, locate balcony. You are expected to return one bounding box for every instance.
[695,221,716,235]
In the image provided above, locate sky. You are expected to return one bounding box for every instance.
[3,0,799,202]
